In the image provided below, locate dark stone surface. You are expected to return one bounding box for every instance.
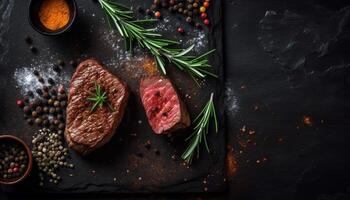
[2,0,350,199]
[0,0,225,195]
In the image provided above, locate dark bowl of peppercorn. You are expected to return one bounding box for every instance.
[0,135,32,185]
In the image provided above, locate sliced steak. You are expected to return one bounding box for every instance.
[65,59,129,155]
[140,76,190,134]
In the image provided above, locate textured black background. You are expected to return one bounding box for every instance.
[2,0,350,199]
[1,0,225,194]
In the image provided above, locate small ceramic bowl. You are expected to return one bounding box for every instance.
[0,135,33,185]
[28,0,77,36]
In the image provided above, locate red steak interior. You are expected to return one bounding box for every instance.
[140,76,190,134]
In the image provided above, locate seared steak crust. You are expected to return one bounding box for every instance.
[65,59,129,155]
[140,76,190,134]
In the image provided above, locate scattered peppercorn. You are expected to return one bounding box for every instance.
[32,128,74,185]
[200,12,207,19]
[204,18,210,26]
[147,0,211,29]
[25,35,33,44]
[203,1,209,8]
[16,100,24,108]
[30,46,38,54]
[177,27,185,34]
[154,11,161,18]
[53,64,61,73]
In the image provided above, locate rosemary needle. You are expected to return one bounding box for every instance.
[98,0,217,80]
[87,83,115,112]
[181,93,218,164]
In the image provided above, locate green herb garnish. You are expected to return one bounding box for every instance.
[98,0,217,80]
[181,93,218,164]
[87,83,114,112]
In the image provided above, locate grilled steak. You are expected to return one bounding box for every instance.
[140,76,190,134]
[65,59,129,155]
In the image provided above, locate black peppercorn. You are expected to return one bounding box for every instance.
[33,70,40,76]
[53,65,61,73]
[27,91,34,97]
[178,8,183,13]
[36,88,43,95]
[154,149,160,155]
[38,77,45,84]
[137,6,144,14]
[30,46,38,54]
[25,35,33,44]
[48,78,55,85]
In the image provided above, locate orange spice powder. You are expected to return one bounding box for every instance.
[141,57,159,75]
[38,0,70,31]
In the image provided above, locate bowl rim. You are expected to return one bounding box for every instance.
[0,135,33,185]
[28,0,77,36]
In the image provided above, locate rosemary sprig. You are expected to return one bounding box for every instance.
[87,83,115,112]
[98,0,217,80]
[181,93,218,164]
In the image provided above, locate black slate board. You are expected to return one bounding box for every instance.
[0,0,225,194]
